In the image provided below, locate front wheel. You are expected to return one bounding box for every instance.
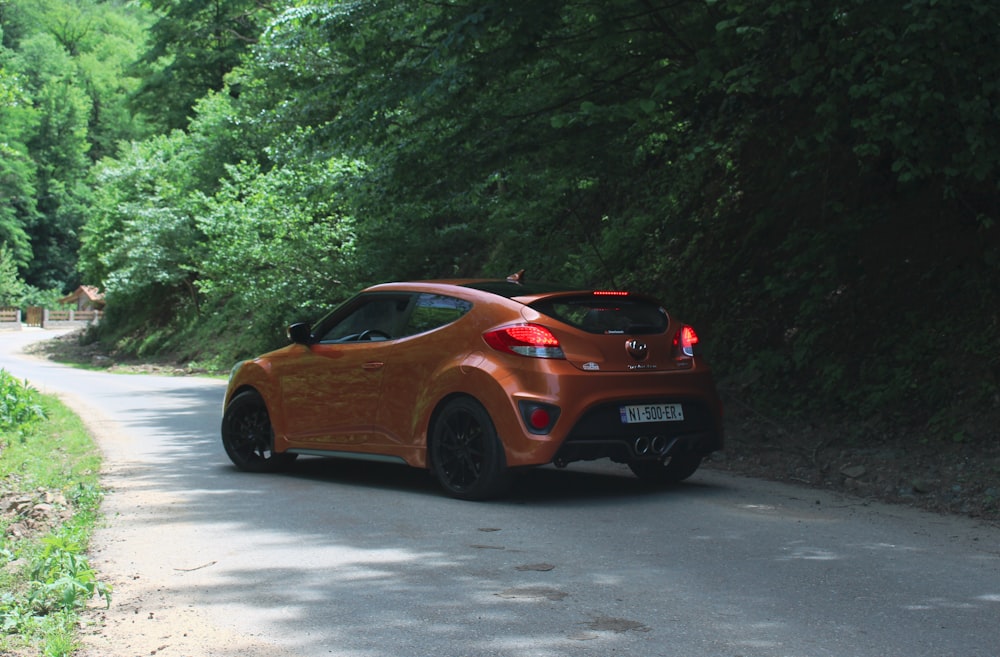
[221,390,297,472]
[429,398,510,500]
[628,454,702,485]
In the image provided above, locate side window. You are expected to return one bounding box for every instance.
[399,294,472,337]
[317,295,413,343]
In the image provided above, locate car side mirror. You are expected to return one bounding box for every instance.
[287,322,313,344]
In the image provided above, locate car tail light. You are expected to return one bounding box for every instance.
[674,325,700,357]
[483,324,565,359]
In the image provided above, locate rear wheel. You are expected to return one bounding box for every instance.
[629,454,702,485]
[430,398,509,500]
[221,390,297,472]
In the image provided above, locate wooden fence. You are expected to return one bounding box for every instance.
[1,307,101,330]
[0,307,21,329]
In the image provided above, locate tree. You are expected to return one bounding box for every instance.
[0,242,26,305]
[131,0,275,131]
[195,156,362,356]
[74,3,155,160]
[15,31,90,290]
[241,2,709,281]
[1,0,152,290]
[78,131,201,317]
[0,36,37,269]
[649,0,1000,418]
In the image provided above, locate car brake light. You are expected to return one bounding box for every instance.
[674,325,700,357]
[483,324,565,359]
[593,290,629,296]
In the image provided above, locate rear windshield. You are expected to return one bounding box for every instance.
[531,296,669,335]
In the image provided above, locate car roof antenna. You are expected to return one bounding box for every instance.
[506,269,526,284]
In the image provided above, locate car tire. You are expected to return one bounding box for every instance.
[628,454,702,484]
[430,397,510,500]
[221,390,297,473]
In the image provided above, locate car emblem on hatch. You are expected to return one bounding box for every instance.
[626,339,648,361]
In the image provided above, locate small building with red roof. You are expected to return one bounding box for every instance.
[59,285,106,311]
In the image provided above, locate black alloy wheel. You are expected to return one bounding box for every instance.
[430,397,509,500]
[221,390,297,473]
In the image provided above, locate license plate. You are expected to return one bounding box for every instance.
[620,403,684,424]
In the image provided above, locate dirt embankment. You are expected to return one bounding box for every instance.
[710,393,1000,524]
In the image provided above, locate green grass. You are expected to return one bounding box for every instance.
[0,370,108,657]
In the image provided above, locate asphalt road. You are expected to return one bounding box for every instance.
[2,329,999,657]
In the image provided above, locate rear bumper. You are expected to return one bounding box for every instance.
[552,399,723,466]
[486,361,724,467]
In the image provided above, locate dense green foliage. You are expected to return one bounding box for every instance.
[4,0,999,443]
[1,0,152,296]
[0,368,44,432]
[129,0,274,132]
[0,244,25,305]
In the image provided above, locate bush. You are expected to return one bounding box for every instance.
[0,369,46,434]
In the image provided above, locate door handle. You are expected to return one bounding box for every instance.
[362,361,384,370]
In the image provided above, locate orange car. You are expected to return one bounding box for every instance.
[221,273,723,499]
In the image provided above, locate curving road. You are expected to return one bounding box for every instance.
[2,329,999,657]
